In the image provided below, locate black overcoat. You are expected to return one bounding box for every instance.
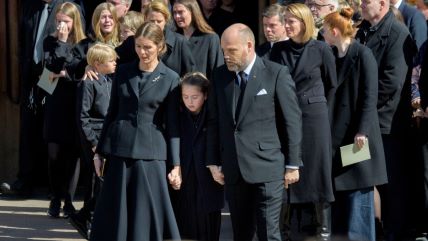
[270,39,336,203]
[331,41,388,191]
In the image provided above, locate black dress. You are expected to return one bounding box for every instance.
[90,62,181,241]
[173,105,224,241]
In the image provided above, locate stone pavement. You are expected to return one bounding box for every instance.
[0,193,234,241]
[0,197,85,241]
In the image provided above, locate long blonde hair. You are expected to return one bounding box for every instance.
[56,2,86,44]
[92,3,120,47]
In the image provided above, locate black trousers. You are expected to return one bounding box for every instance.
[47,142,79,201]
[226,175,284,241]
[18,63,48,187]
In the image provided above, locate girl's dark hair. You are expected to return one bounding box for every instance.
[180,72,210,95]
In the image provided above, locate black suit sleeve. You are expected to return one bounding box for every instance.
[358,47,379,135]
[206,69,221,166]
[77,80,98,147]
[275,66,302,167]
[166,76,181,166]
[97,67,120,154]
[43,35,74,75]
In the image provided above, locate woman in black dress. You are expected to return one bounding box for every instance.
[90,22,181,241]
[43,1,86,218]
[175,72,224,240]
[270,3,337,240]
[172,0,224,78]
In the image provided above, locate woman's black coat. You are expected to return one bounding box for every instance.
[331,41,388,191]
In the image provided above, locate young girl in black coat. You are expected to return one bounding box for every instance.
[174,72,224,241]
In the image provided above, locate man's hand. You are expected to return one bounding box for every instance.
[284,169,299,189]
[208,165,224,185]
[168,166,182,190]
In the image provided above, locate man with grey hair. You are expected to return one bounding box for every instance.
[355,0,417,239]
[257,3,288,59]
[106,0,132,18]
[305,0,338,37]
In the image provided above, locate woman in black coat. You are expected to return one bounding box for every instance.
[270,3,337,239]
[174,72,224,240]
[172,0,224,78]
[43,2,86,218]
[90,22,181,241]
[323,8,387,241]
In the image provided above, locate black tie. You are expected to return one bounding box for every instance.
[239,71,247,92]
[235,71,247,119]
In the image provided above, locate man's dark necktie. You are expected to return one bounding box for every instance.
[33,3,49,64]
[235,71,247,120]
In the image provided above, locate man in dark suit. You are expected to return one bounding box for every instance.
[256,3,288,60]
[206,23,302,241]
[356,0,417,239]
[391,0,427,49]
[0,0,84,197]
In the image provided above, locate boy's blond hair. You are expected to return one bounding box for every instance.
[86,43,118,67]
[119,11,145,33]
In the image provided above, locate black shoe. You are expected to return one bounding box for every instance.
[47,199,61,218]
[69,212,90,240]
[0,181,32,198]
[63,202,76,218]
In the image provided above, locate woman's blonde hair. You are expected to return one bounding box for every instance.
[173,0,214,34]
[55,2,86,44]
[143,0,171,23]
[285,3,315,43]
[92,3,120,47]
[119,10,145,33]
[86,43,118,67]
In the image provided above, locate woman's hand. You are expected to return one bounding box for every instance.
[83,65,99,81]
[168,166,182,190]
[354,133,367,149]
[57,21,70,43]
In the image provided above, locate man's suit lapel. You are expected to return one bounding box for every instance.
[236,57,263,125]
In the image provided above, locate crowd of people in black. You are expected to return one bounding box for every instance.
[1,0,428,240]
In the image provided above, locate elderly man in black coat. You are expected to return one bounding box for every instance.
[356,0,417,239]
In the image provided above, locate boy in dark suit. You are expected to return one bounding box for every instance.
[71,43,117,239]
